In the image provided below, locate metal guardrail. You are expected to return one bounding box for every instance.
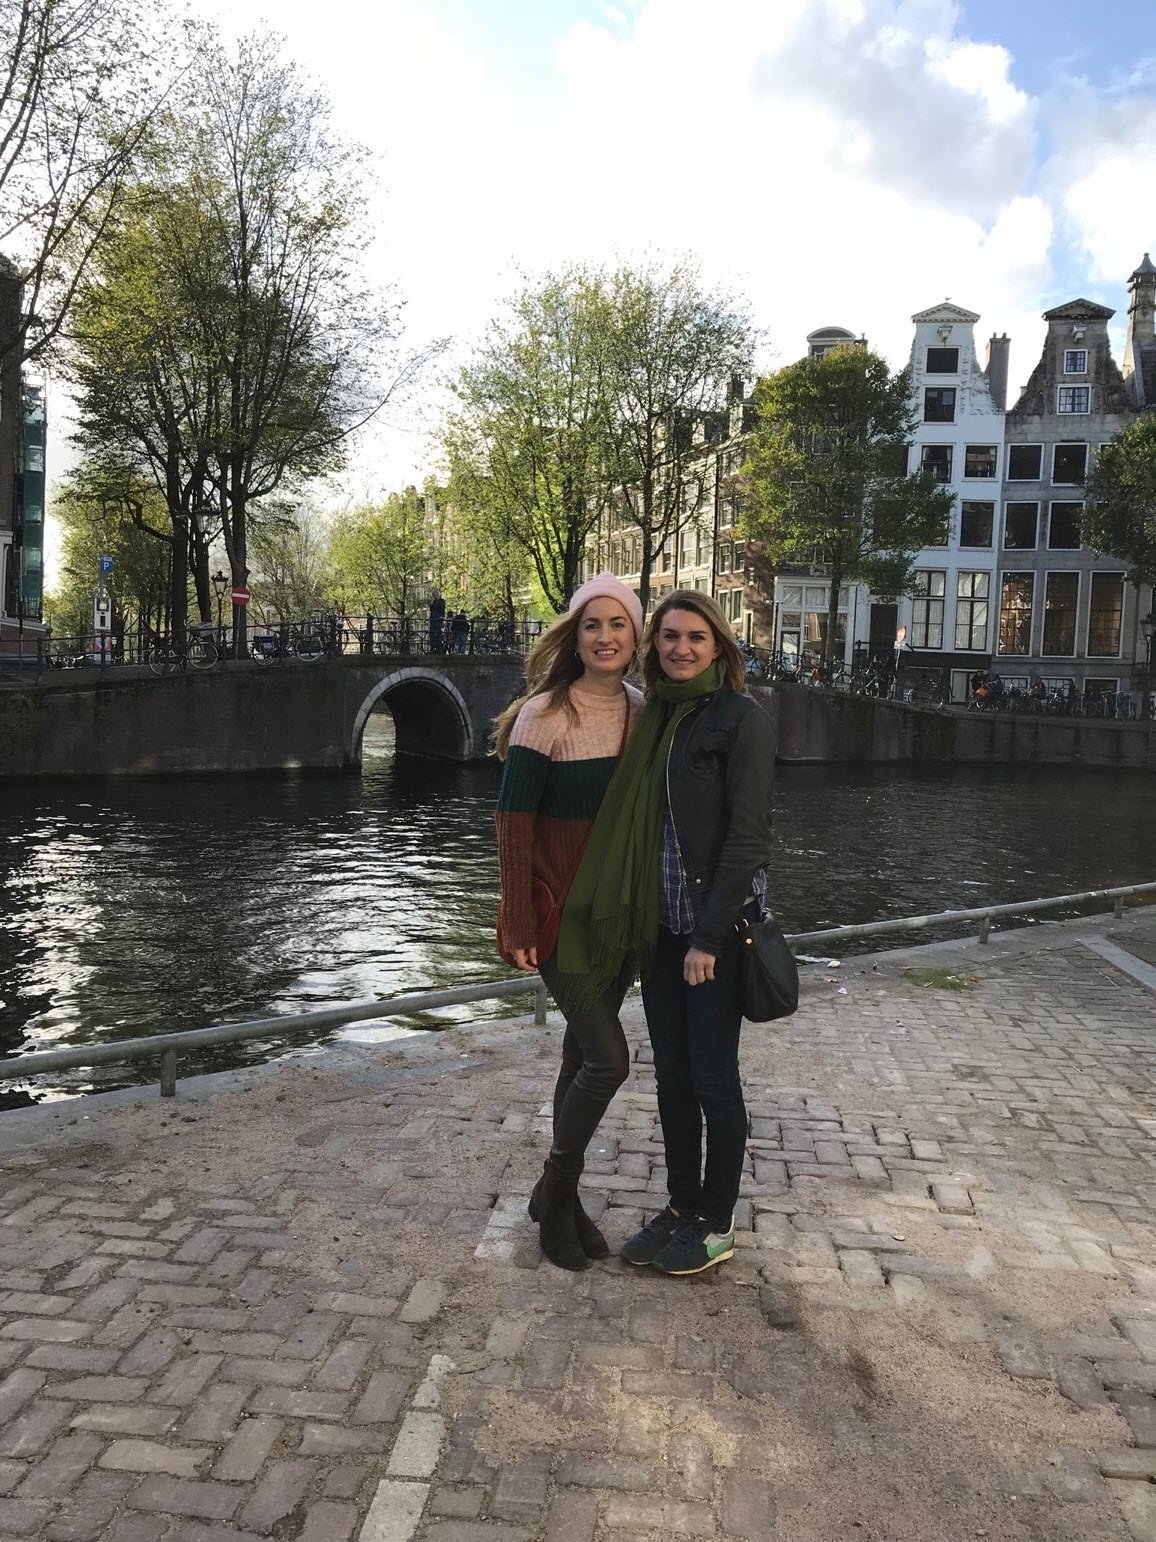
[0,977,549,1099]
[785,882,1156,948]
[1,883,1152,1101]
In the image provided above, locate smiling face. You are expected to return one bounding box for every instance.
[656,606,722,682]
[575,595,635,679]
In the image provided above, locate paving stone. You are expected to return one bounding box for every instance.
[0,1371,46,1426]
[100,1440,210,1478]
[386,1412,445,1478]
[129,1475,241,1521]
[212,1414,283,1480]
[398,1280,446,1324]
[556,1456,661,1491]
[0,1399,77,1458]
[238,1458,315,1532]
[358,1478,427,1542]
[429,1486,486,1519]
[544,1489,597,1542]
[1107,1480,1156,1542]
[351,1372,409,1426]
[180,1385,249,1443]
[721,1473,777,1538]
[0,1495,54,1534]
[43,1374,151,1403]
[601,1496,714,1535]
[15,1432,103,1498]
[490,1464,549,1519]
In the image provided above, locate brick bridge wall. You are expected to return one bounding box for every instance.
[0,656,527,778]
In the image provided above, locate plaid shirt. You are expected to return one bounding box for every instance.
[659,808,767,937]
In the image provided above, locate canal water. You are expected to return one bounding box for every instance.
[2,717,1154,1103]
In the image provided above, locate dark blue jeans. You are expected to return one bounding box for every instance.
[641,921,748,1232]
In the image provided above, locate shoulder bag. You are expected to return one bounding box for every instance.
[735,912,799,1022]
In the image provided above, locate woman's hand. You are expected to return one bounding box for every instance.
[684,947,716,986]
[512,946,539,973]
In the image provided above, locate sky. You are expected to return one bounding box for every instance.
[48,0,1156,520]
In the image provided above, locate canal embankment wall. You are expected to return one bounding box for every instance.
[766,683,1156,771]
[0,669,1153,776]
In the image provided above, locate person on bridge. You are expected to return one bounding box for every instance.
[493,574,644,1271]
[563,589,773,1276]
[428,589,446,653]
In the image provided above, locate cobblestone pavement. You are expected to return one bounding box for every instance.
[1,912,1156,1542]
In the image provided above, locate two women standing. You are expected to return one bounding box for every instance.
[494,581,774,1276]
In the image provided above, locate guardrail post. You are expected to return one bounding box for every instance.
[1113,896,1125,920]
[159,1050,178,1098]
[978,915,991,944]
[534,981,548,1026]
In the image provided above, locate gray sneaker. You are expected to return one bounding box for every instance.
[621,1206,683,1266]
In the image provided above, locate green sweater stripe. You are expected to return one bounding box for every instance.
[496,744,550,814]
[539,756,619,819]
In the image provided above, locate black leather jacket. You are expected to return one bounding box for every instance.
[665,686,775,956]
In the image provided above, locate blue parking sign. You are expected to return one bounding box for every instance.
[98,555,114,575]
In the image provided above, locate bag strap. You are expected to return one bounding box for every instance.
[616,684,632,760]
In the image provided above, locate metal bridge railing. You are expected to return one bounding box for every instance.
[1,883,1153,1101]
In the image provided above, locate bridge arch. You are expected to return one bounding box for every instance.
[348,666,475,762]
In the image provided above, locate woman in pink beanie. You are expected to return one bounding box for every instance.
[493,574,643,1270]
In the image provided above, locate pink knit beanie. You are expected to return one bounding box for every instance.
[567,572,644,643]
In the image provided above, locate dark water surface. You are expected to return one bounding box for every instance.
[2,717,1154,1102]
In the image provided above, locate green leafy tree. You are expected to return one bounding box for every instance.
[0,0,168,370]
[65,26,407,650]
[743,346,953,674]
[599,259,754,613]
[1083,415,1156,714]
[247,508,329,627]
[445,267,612,612]
[326,488,430,619]
[46,466,172,641]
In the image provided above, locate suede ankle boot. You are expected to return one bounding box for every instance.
[529,1162,609,1260]
[527,1159,588,1271]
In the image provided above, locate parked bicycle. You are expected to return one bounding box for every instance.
[147,624,224,677]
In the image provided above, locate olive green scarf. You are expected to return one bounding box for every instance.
[553,660,725,1011]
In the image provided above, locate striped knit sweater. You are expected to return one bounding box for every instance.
[496,682,643,953]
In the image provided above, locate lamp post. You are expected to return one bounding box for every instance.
[1141,610,1154,720]
[212,568,228,643]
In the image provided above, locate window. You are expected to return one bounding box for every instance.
[1087,572,1124,657]
[1057,386,1090,414]
[959,502,994,547]
[924,388,956,423]
[1048,502,1082,549]
[679,529,693,567]
[717,543,731,574]
[955,571,990,651]
[1063,349,1088,374]
[926,346,959,374]
[1052,443,1087,485]
[998,573,1034,656]
[24,446,44,473]
[695,529,707,566]
[732,541,745,572]
[964,445,997,479]
[1003,503,1038,549]
[1007,444,1042,480]
[779,583,804,607]
[910,570,946,649]
[920,444,953,482]
[729,588,743,622]
[660,541,672,573]
[1042,574,1079,655]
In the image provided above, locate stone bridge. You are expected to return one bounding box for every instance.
[0,655,528,778]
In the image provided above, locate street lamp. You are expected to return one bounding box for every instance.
[212,568,228,640]
[1141,611,1154,720]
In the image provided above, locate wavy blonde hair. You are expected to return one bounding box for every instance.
[492,606,636,758]
[641,589,746,694]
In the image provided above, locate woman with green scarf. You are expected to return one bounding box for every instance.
[558,589,775,1276]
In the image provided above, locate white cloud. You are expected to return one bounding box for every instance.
[54,0,1124,513]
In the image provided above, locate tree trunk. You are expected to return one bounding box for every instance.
[638,533,654,619]
[823,563,843,680]
[166,457,188,642]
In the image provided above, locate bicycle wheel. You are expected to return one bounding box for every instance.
[147,644,174,676]
[293,633,324,662]
[187,637,219,671]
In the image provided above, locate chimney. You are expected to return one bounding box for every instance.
[1124,252,1156,397]
[727,374,744,405]
[985,333,1010,411]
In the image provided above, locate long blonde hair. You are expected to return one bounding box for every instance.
[491,609,588,759]
[641,590,746,694]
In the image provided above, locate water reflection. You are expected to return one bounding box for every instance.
[2,712,1154,1103]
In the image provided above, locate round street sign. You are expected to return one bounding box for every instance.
[231,586,251,606]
